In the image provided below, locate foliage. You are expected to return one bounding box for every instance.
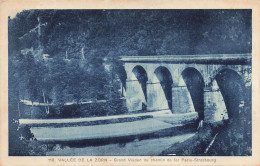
[9,59,46,156]
[8,9,252,104]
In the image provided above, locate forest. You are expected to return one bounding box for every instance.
[8,9,251,106]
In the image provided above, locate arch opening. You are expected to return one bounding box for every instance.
[154,66,173,110]
[132,65,148,101]
[181,67,205,120]
[215,69,246,120]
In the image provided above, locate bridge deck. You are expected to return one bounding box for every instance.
[120,53,251,64]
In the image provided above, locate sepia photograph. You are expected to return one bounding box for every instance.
[7,9,252,157]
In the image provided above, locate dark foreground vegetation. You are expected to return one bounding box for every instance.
[161,97,252,156]
[161,121,251,156]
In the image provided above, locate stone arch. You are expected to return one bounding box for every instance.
[180,67,205,120]
[154,66,173,110]
[214,68,246,120]
[131,65,148,101]
[209,66,244,87]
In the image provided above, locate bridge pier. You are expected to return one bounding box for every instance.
[203,81,228,123]
[125,79,146,112]
[172,85,195,114]
[146,81,169,111]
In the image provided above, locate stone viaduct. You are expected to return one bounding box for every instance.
[120,54,251,123]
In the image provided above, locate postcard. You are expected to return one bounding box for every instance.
[0,0,259,165]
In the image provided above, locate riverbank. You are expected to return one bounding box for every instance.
[160,124,213,156]
[161,118,252,156]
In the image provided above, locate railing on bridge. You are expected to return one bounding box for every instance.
[120,53,251,64]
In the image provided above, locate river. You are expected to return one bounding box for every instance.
[46,132,196,156]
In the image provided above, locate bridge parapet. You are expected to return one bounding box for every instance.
[120,53,251,64]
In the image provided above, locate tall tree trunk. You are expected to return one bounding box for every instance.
[46,98,50,114]
[18,102,20,118]
[37,16,41,48]
[65,50,68,59]
[81,47,85,60]
[42,91,48,114]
